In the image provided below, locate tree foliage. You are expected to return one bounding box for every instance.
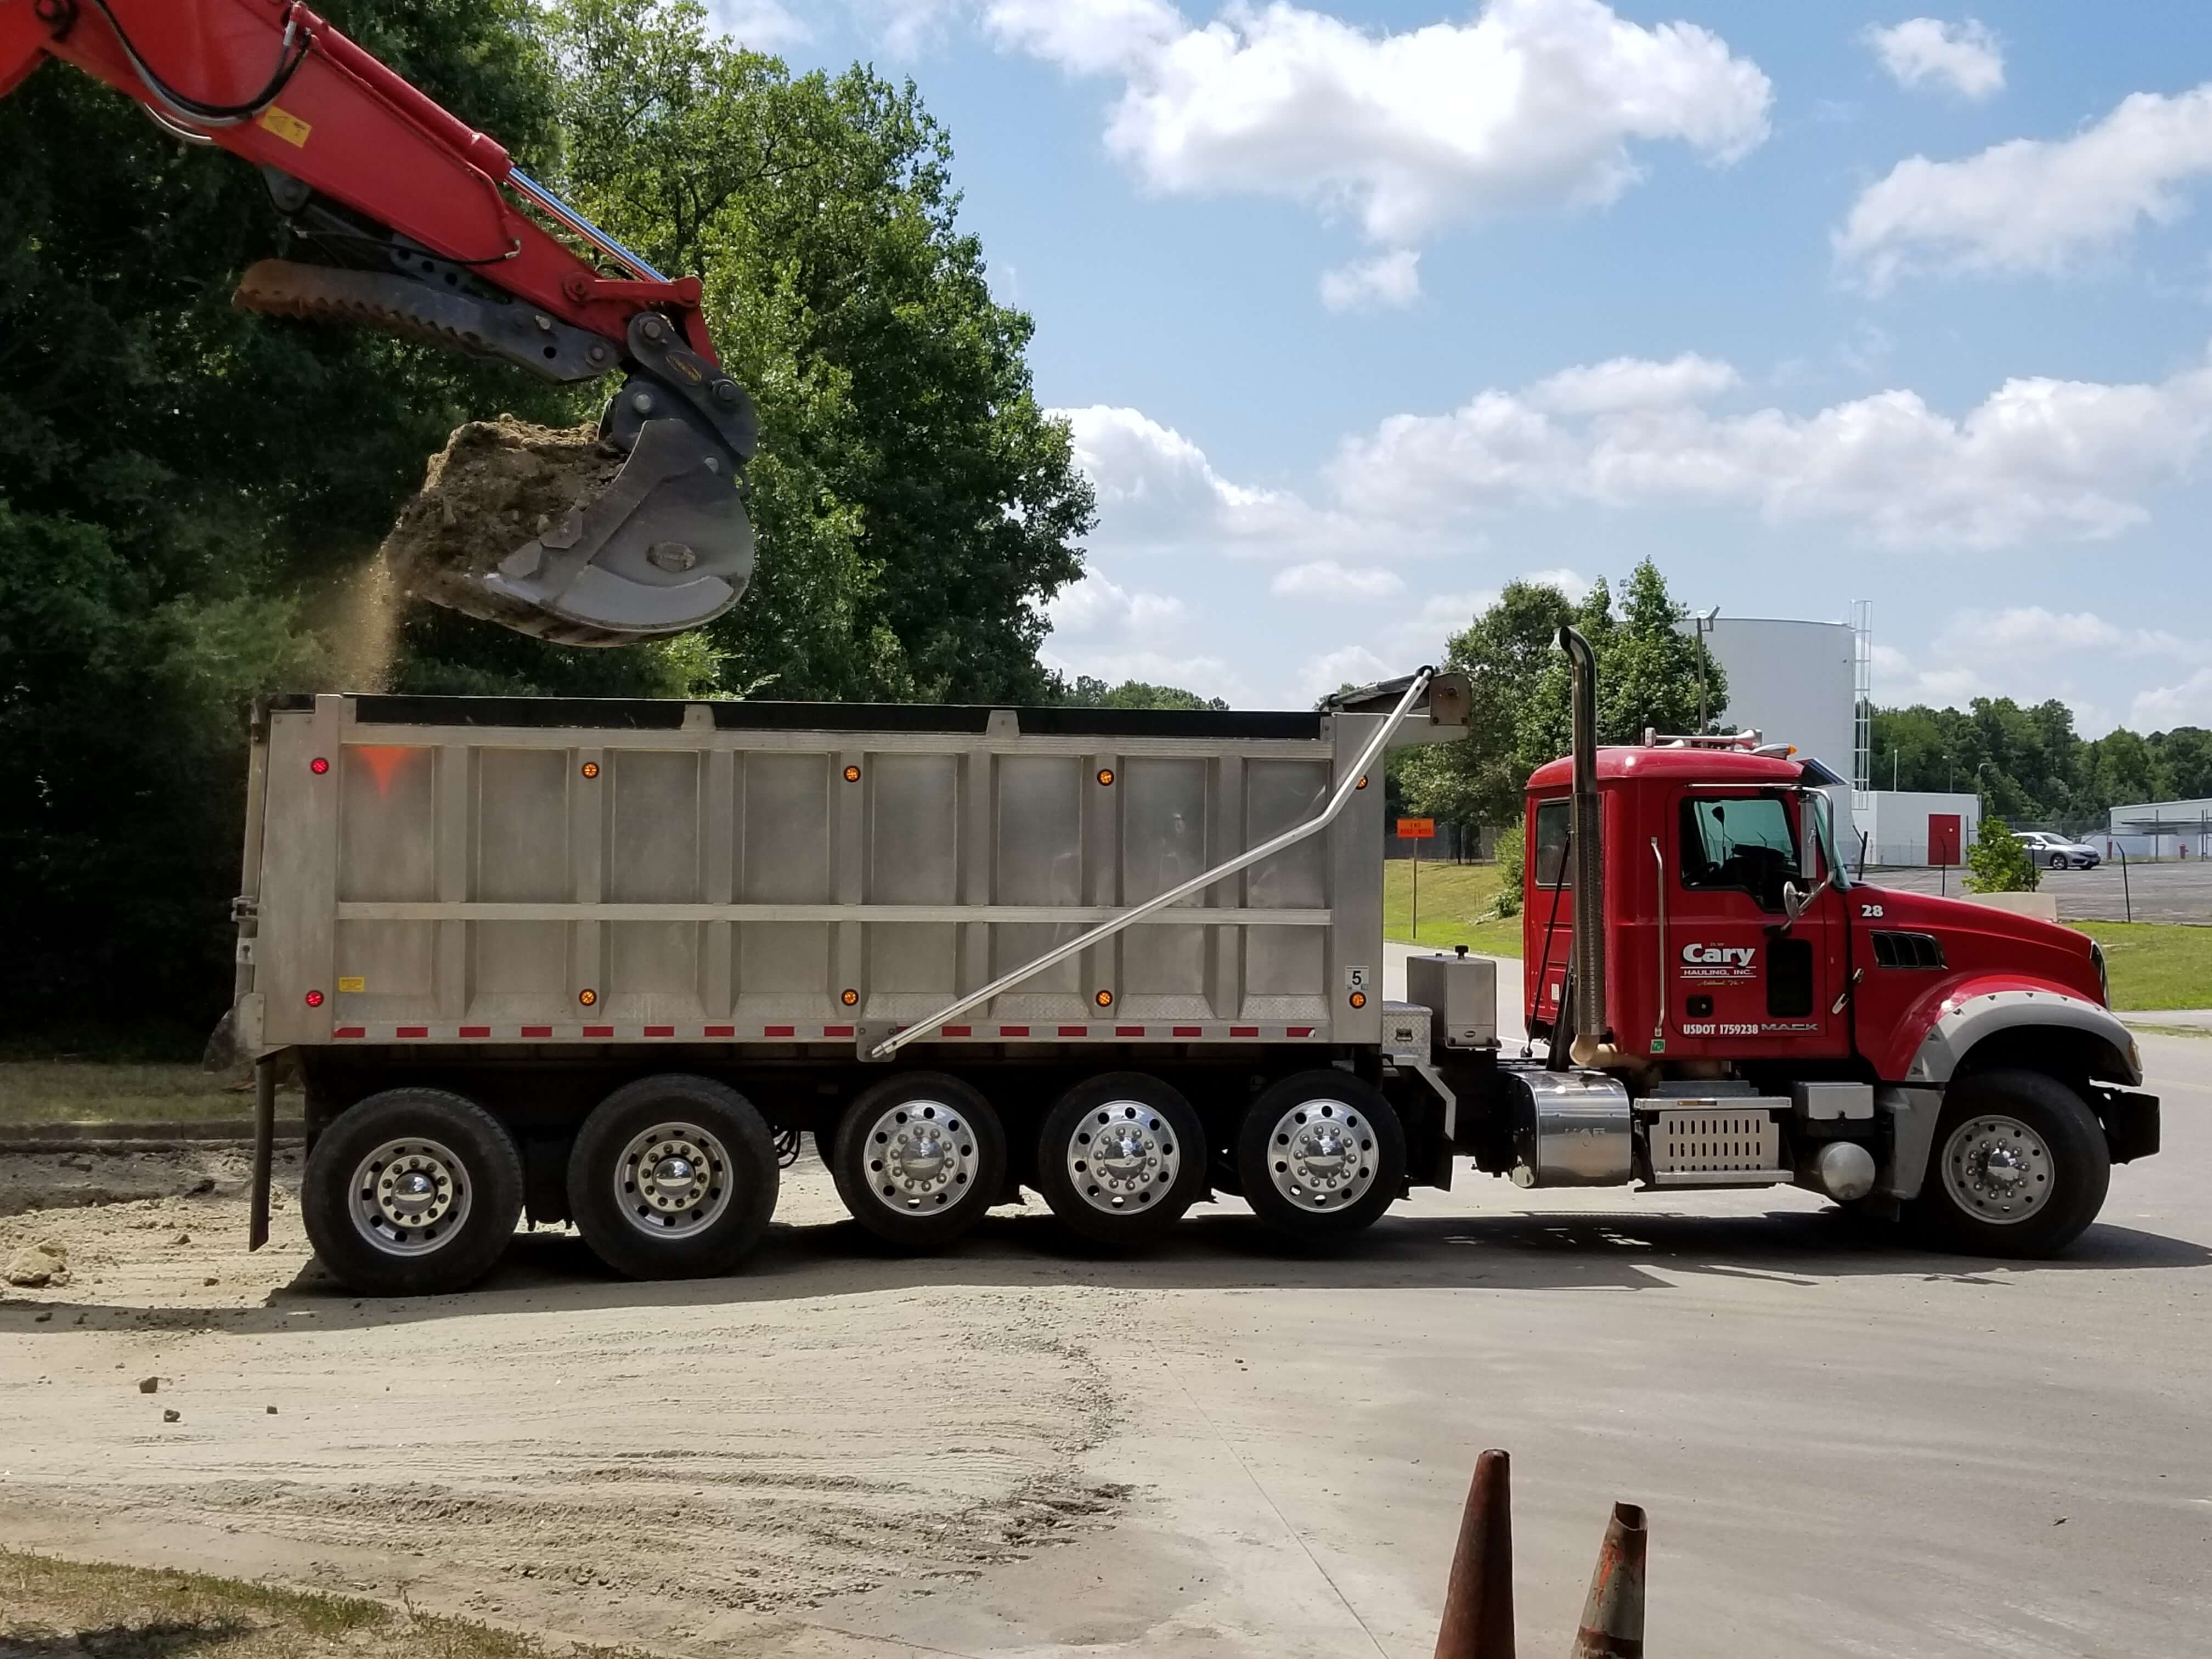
[1871,701,2211,834]
[1,0,1088,1047]
[1062,677,1228,711]
[1966,814,2040,894]
[1397,560,1726,831]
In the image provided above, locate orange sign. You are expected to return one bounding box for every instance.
[1397,817,1436,839]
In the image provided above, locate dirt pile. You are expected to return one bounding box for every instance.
[3,1238,67,1287]
[379,415,619,613]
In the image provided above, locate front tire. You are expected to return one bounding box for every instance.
[1911,1069,2110,1257]
[2049,853,2066,870]
[830,1072,1007,1251]
[1034,1073,1206,1246]
[1235,1071,1405,1243]
[566,1074,778,1280]
[302,1087,524,1296]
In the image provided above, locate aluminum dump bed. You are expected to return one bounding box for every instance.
[234,693,1428,1058]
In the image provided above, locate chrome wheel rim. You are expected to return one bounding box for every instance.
[1065,1101,1180,1215]
[614,1122,733,1239]
[861,1096,980,1215]
[1939,1113,2053,1226]
[350,1138,471,1257]
[1265,1097,1378,1212]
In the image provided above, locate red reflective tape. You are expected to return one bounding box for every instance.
[823,1025,854,1037]
[1172,1025,1203,1037]
[1230,1025,1260,1038]
[704,1025,735,1037]
[1058,1025,1089,1037]
[1115,1025,1145,1037]
[583,1025,614,1037]
[764,1024,795,1037]
[521,1025,552,1038]
[998,1025,1030,1037]
[334,1026,365,1040]
[395,1026,428,1039]
[459,1025,490,1039]
[1286,1026,1316,1038]
[941,1025,971,1037]
[644,1025,675,1037]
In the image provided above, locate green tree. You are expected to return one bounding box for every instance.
[1966,814,2039,894]
[1062,676,1228,711]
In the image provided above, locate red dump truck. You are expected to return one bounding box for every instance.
[228,633,2157,1293]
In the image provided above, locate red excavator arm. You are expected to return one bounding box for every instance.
[2,0,758,645]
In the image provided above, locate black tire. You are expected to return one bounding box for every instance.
[1909,1069,2110,1258]
[1235,1070,1406,1243]
[1034,1073,1207,1246]
[830,1072,1007,1250]
[566,1074,778,1280]
[301,1087,524,1296]
[2049,853,2066,870]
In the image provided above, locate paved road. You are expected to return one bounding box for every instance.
[1868,858,2212,924]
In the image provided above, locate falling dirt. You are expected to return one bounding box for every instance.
[378,415,620,617]
[328,548,402,692]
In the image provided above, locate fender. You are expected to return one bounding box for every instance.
[1900,984,2142,1088]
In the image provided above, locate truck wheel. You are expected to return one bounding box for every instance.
[566,1075,778,1280]
[1034,1073,1206,1246]
[831,1072,1007,1250]
[1235,1071,1405,1243]
[301,1087,524,1296]
[1912,1069,2111,1258]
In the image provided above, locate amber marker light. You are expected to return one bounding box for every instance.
[1348,990,1367,1009]
[580,761,600,779]
[1096,768,1115,786]
[1094,989,1114,1007]
[578,988,598,1007]
[843,765,862,783]
[841,988,860,1006]
[1355,774,1368,789]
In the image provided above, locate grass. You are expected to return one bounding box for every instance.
[0,1062,296,1127]
[2072,922,2212,1012]
[1382,859,1522,956]
[0,1549,636,1658]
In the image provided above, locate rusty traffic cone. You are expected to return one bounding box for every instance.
[1568,1501,1646,1658]
[1433,1449,1515,1657]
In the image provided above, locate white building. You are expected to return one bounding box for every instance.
[1697,617,1858,777]
[1853,790,1982,868]
[2106,798,2212,860]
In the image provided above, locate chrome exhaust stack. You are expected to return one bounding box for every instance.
[1558,625,1623,1069]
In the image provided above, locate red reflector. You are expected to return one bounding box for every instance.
[395,1025,428,1039]
[644,1025,675,1037]
[763,1024,795,1037]
[1058,1025,1088,1037]
[1287,1026,1316,1038]
[520,1025,552,1038]
[704,1025,735,1037]
[1172,1025,1203,1037]
[1230,1025,1260,1037]
[583,1024,613,1037]
[998,1025,1030,1037]
[941,1025,971,1037]
[309,756,329,775]
[823,1025,855,1037]
[1115,1025,1144,1036]
[303,989,325,1008]
[333,1026,365,1040]
[459,1025,490,1039]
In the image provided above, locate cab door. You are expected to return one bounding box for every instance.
[1663,788,1847,1058]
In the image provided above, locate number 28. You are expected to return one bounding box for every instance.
[1860,902,1884,918]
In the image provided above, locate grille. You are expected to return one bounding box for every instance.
[1871,930,1945,969]
[1646,1110,1781,1177]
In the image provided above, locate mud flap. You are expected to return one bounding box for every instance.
[250,1054,278,1252]
[2098,1090,2159,1164]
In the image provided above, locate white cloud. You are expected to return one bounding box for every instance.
[1319,250,1421,312]
[1045,573,1187,634]
[2130,668,2212,730]
[849,0,960,53]
[1864,18,2004,101]
[1040,645,1248,702]
[992,0,1771,247]
[1836,83,2212,291]
[1300,644,1393,700]
[1271,560,1405,600]
[702,0,811,45]
[1527,352,1739,414]
[1329,349,2212,549]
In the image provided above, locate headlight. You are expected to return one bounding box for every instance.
[2090,939,2109,1005]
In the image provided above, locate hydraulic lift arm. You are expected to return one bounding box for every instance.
[2,0,759,644]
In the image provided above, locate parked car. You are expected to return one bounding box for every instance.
[2015,830,2101,870]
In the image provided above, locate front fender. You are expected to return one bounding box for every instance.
[1903,985,2142,1087]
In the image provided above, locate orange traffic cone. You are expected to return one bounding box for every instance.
[1433,1449,1515,1658]
[1568,1501,1646,1658]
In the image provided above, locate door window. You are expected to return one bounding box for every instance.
[1532,798,1572,888]
[1679,795,1796,912]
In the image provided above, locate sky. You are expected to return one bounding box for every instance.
[715,0,2212,733]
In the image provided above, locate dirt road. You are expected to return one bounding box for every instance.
[3,1036,2209,1656]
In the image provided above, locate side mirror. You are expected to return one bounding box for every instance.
[1782,879,1810,921]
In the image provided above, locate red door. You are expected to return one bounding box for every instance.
[1928,814,1961,865]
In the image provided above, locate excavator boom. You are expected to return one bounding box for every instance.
[3,0,758,645]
